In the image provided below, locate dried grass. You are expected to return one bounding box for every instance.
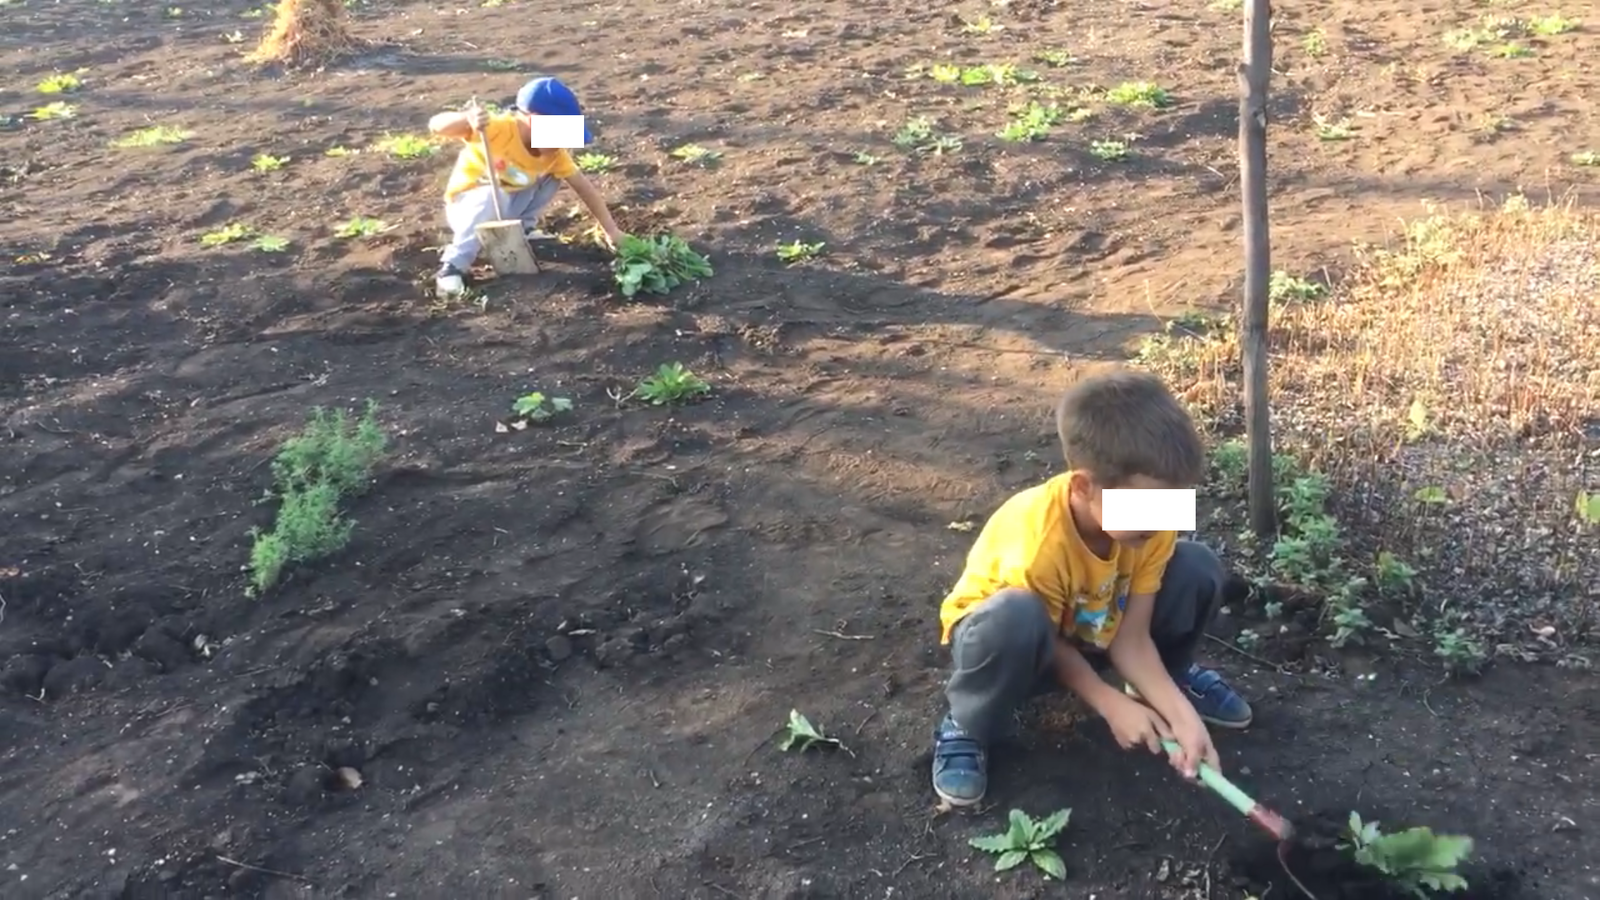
[245,0,365,69]
[1144,196,1600,654]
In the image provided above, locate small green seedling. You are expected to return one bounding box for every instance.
[893,116,963,155]
[969,809,1071,880]
[633,362,711,406]
[998,102,1063,142]
[1527,15,1579,35]
[112,125,192,147]
[1343,812,1473,899]
[1090,139,1129,160]
[510,392,573,423]
[336,216,391,239]
[669,144,721,165]
[1314,115,1356,140]
[1302,28,1329,57]
[252,235,290,253]
[30,102,77,120]
[852,151,881,166]
[325,145,359,157]
[484,58,518,71]
[1104,81,1172,108]
[613,233,714,298]
[1491,42,1534,58]
[1413,485,1449,505]
[961,15,1000,34]
[1035,49,1074,67]
[1269,270,1326,302]
[200,223,256,247]
[252,153,289,172]
[1575,489,1600,525]
[371,133,438,159]
[576,152,615,173]
[37,72,82,94]
[777,240,824,264]
[778,710,846,753]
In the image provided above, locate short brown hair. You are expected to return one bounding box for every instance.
[1055,367,1205,487]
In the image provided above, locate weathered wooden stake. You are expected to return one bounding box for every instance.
[1240,0,1277,539]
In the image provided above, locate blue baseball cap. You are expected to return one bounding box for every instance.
[514,76,592,144]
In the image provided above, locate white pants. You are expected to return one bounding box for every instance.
[440,176,560,270]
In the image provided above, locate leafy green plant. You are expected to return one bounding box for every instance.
[778,710,846,753]
[112,125,191,147]
[1527,14,1579,35]
[576,152,616,173]
[30,102,77,120]
[612,233,714,298]
[1375,551,1416,592]
[200,223,256,246]
[1302,28,1329,56]
[335,216,391,239]
[1343,812,1473,899]
[1104,81,1171,108]
[669,144,721,165]
[1035,48,1074,67]
[1090,139,1129,160]
[370,133,438,159]
[1577,489,1600,525]
[998,102,1063,142]
[325,145,359,157]
[1270,270,1326,302]
[248,403,387,594]
[969,809,1071,880]
[510,392,572,423]
[633,362,711,405]
[892,116,962,155]
[852,151,881,166]
[1433,626,1487,675]
[252,235,290,253]
[36,72,82,93]
[777,240,824,264]
[251,152,289,172]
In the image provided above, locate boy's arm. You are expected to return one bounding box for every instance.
[428,110,477,141]
[562,171,623,248]
[1050,636,1122,711]
[1106,592,1192,728]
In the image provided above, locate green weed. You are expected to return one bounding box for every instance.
[251,152,289,172]
[36,72,82,93]
[112,125,191,147]
[576,152,616,173]
[777,240,825,264]
[633,362,711,405]
[1104,81,1172,109]
[371,133,439,159]
[669,144,722,166]
[248,403,387,595]
[335,216,391,239]
[200,223,256,247]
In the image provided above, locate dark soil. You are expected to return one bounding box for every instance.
[3,1,1599,899]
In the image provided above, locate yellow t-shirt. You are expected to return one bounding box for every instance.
[939,472,1176,648]
[444,115,579,201]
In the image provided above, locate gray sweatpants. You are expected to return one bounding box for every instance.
[440,177,561,271]
[945,540,1226,744]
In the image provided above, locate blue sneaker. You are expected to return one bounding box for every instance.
[1178,664,1253,729]
[931,713,987,807]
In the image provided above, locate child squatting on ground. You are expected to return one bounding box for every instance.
[932,367,1254,807]
[428,76,624,297]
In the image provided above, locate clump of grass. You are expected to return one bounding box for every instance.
[112,125,192,147]
[892,116,963,155]
[248,402,387,595]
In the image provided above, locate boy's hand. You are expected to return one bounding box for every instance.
[1099,691,1174,756]
[465,101,490,135]
[601,227,624,253]
[1168,713,1221,781]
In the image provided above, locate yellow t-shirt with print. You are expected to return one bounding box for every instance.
[444,114,579,202]
[939,472,1176,648]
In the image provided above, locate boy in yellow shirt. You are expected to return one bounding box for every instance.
[428,77,624,296]
[933,367,1252,807]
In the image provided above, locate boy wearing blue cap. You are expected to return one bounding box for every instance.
[428,76,624,296]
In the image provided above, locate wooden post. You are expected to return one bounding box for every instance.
[1240,0,1277,539]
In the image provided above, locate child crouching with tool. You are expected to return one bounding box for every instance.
[931,367,1255,807]
[428,76,624,296]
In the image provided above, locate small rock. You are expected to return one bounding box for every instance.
[544,635,573,662]
[594,638,634,669]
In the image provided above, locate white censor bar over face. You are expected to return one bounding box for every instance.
[1100,489,1197,532]
[525,116,587,149]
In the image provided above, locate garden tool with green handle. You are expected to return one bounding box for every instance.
[1160,739,1294,840]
